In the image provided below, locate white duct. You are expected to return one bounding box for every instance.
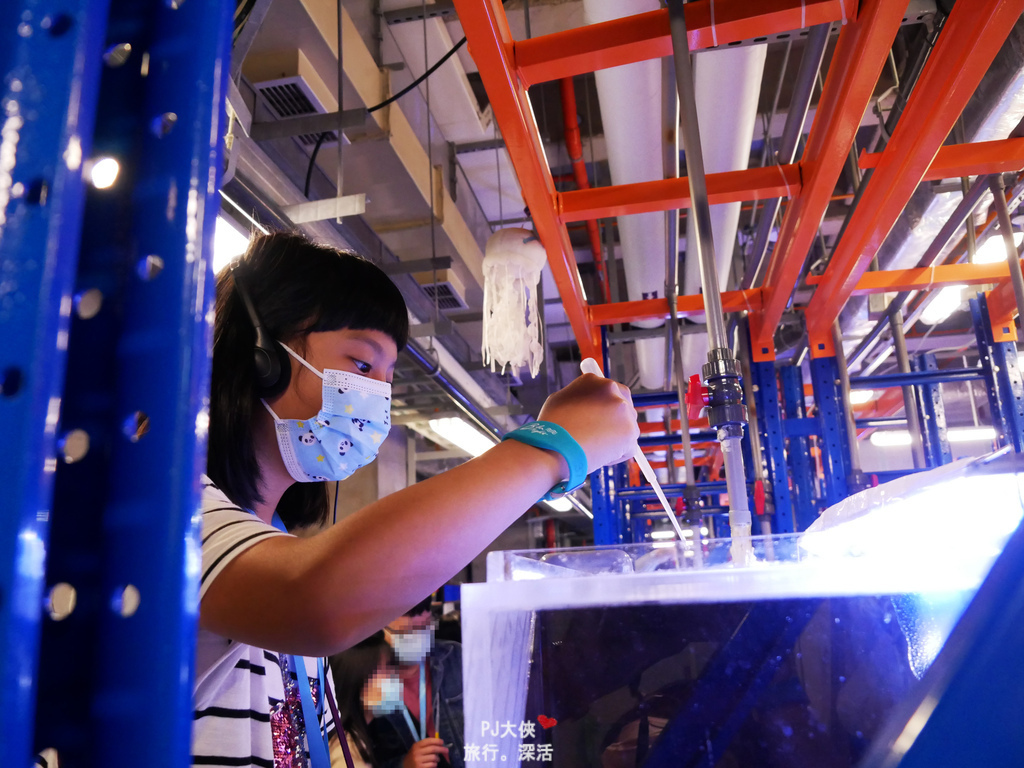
[584,0,765,388]
[583,0,666,390]
[680,46,767,377]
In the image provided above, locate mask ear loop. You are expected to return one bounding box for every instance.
[279,341,325,380]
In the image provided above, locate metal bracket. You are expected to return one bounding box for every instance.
[249,108,368,142]
[381,256,452,275]
[281,194,366,223]
[384,0,456,25]
[408,318,454,338]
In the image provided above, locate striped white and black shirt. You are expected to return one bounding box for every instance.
[192,477,337,768]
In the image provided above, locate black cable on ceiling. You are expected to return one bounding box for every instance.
[301,0,517,199]
[303,36,467,198]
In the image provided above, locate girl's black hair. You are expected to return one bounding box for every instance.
[208,230,409,526]
[329,631,396,766]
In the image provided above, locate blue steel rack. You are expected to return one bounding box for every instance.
[1,0,233,765]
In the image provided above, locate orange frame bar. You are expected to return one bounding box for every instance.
[454,0,601,360]
[859,137,1024,180]
[803,0,1024,355]
[752,0,905,362]
[590,290,763,326]
[804,260,1022,294]
[558,164,801,222]
[514,0,848,86]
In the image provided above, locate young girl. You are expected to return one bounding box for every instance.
[191,231,639,767]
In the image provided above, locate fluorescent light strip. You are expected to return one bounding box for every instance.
[428,417,497,458]
[870,426,997,448]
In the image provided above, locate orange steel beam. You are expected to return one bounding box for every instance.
[515,0,848,86]
[454,0,601,360]
[804,260,1024,295]
[858,137,1024,180]
[589,290,763,326]
[558,164,802,222]
[803,0,1024,355]
[751,0,905,362]
[592,260,1010,329]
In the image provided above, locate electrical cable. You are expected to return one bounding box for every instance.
[367,37,467,115]
[302,36,466,199]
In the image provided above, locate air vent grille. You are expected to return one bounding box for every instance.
[258,82,337,147]
[421,281,468,311]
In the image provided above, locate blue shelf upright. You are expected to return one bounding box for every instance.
[0,0,109,761]
[1,0,235,765]
[911,352,952,466]
[751,361,795,534]
[810,356,851,508]
[971,294,1024,452]
[779,366,819,531]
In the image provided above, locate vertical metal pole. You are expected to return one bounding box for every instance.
[0,1,110,762]
[990,175,1024,322]
[831,322,863,484]
[336,0,345,214]
[666,0,725,350]
[667,0,750,559]
[889,308,927,468]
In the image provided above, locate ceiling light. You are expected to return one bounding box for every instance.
[650,530,676,540]
[89,157,120,189]
[213,215,251,273]
[974,231,1024,264]
[849,389,874,405]
[870,430,912,447]
[543,497,573,512]
[920,284,966,326]
[428,417,497,458]
[948,426,997,443]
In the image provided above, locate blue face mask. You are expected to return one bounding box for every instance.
[262,343,392,483]
[365,674,404,717]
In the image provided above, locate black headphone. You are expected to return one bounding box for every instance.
[231,264,292,398]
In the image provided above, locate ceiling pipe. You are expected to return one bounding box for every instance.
[582,0,667,390]
[559,77,611,303]
[742,23,831,290]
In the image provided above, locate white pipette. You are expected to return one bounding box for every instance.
[581,358,688,542]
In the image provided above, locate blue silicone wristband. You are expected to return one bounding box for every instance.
[501,421,588,501]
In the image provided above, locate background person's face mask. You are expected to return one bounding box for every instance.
[389,627,435,665]
[364,673,404,717]
[262,343,391,483]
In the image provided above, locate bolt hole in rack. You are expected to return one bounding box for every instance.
[453,0,1024,544]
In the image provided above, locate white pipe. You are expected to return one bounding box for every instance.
[680,46,767,376]
[583,0,666,390]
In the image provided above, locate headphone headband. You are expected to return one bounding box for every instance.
[231,263,291,398]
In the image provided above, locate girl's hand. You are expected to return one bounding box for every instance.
[537,373,640,472]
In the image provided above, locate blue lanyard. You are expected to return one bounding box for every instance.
[272,514,330,768]
[419,662,427,741]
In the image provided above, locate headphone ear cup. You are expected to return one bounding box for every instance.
[252,328,292,399]
[261,342,293,399]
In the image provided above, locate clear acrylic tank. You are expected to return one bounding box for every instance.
[460,454,1024,767]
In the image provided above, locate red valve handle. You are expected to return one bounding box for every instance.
[754,479,766,517]
[685,374,709,421]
